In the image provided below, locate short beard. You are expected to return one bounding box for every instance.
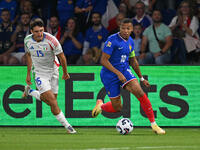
[93,22,101,26]
[153,20,161,24]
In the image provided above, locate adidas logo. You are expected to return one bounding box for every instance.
[30,46,34,50]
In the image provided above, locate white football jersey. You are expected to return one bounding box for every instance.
[24,32,62,74]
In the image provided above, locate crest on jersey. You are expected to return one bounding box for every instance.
[97,35,102,40]
[106,41,112,47]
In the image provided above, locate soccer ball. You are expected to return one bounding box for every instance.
[116,118,133,135]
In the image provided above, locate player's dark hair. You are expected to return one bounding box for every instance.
[121,18,133,24]
[30,18,44,30]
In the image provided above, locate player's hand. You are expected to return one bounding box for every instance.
[142,79,150,88]
[118,73,127,83]
[26,75,32,85]
[62,72,70,80]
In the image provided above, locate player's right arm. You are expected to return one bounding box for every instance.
[25,52,32,85]
[24,36,32,85]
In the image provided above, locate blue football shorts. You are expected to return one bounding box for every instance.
[100,66,136,98]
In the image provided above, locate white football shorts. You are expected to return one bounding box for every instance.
[33,70,59,94]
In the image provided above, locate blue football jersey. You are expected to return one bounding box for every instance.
[102,33,135,72]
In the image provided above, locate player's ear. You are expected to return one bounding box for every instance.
[30,29,33,34]
[130,25,133,32]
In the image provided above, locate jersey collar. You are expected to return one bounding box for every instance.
[31,32,46,42]
[117,32,128,42]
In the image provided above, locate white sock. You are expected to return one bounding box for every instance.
[151,122,157,126]
[29,89,41,100]
[55,111,70,129]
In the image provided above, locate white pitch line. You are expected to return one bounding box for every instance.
[65,147,130,150]
[136,146,199,149]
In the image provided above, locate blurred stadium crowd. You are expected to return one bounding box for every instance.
[0,0,200,65]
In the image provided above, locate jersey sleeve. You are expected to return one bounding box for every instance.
[24,38,29,53]
[102,37,115,55]
[53,37,63,55]
[46,34,63,55]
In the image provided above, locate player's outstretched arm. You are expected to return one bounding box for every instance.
[57,52,70,80]
[25,52,32,85]
[130,57,150,87]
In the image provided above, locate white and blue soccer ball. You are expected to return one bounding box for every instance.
[116,118,134,135]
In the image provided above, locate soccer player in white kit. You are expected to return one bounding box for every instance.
[22,18,76,133]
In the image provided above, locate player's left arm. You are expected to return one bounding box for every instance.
[57,52,70,80]
[129,55,150,87]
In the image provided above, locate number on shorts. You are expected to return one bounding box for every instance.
[35,77,42,86]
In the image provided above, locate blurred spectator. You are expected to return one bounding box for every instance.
[0,0,17,24]
[19,0,39,20]
[132,1,152,31]
[126,0,157,13]
[32,0,57,24]
[56,0,75,27]
[60,17,84,64]
[108,12,126,35]
[161,9,176,25]
[46,15,61,40]
[82,12,109,64]
[0,9,15,64]
[76,48,96,64]
[169,0,200,64]
[118,2,131,18]
[139,10,172,64]
[92,0,107,15]
[133,23,143,59]
[155,0,175,10]
[75,0,93,32]
[8,12,30,64]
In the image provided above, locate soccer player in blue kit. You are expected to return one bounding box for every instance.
[92,18,165,134]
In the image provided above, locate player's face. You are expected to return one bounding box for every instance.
[31,26,44,42]
[119,23,133,40]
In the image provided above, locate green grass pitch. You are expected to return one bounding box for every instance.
[0,127,200,150]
